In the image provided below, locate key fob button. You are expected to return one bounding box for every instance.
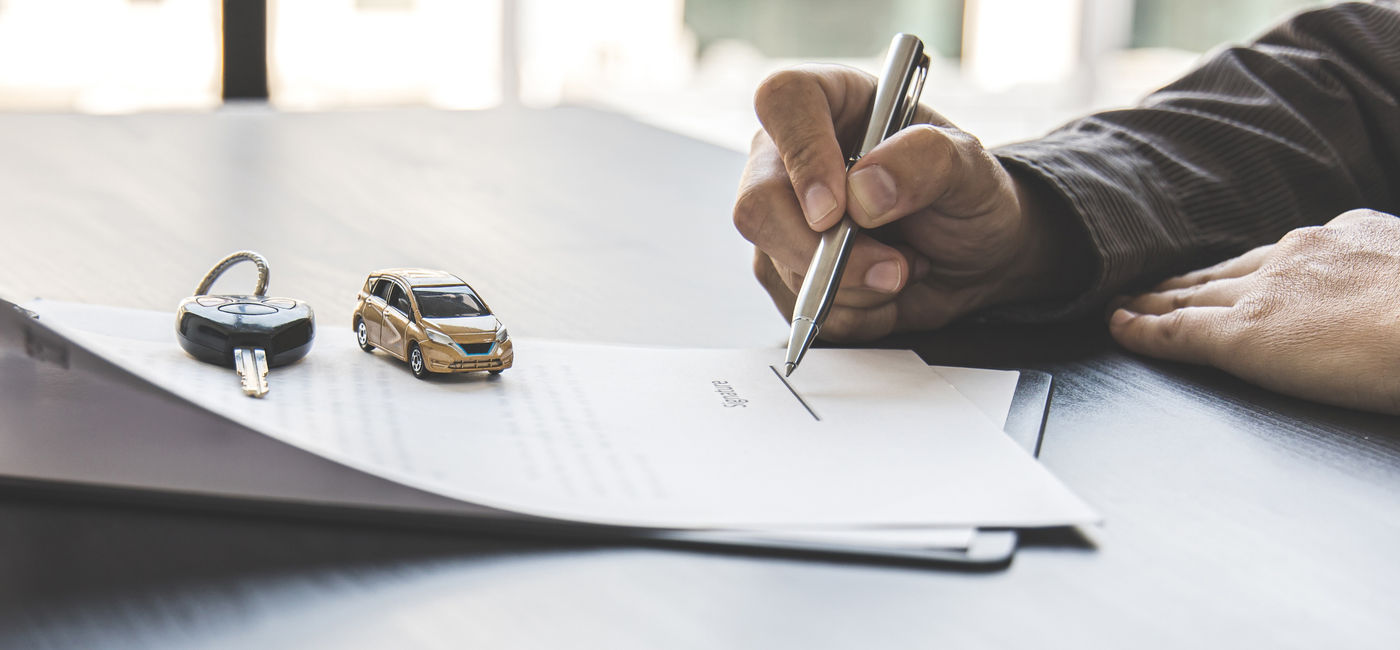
[262,298,297,309]
[219,302,279,316]
[195,296,231,307]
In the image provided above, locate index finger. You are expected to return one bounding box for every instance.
[1109,307,1234,366]
[753,66,874,231]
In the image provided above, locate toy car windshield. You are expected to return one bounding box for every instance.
[412,285,490,319]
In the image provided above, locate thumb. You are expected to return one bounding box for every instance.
[846,125,1008,228]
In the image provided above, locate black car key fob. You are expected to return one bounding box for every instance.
[176,251,315,397]
[175,294,315,367]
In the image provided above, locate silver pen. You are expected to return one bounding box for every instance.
[784,34,931,376]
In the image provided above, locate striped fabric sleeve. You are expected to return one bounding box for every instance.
[990,0,1400,321]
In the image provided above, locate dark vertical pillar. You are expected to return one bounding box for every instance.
[222,0,269,100]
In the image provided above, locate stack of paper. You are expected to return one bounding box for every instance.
[7,300,1097,561]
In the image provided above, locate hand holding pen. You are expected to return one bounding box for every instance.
[733,39,1092,366]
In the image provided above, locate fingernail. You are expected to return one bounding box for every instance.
[1109,308,1136,327]
[802,184,838,226]
[849,165,896,219]
[865,260,902,293]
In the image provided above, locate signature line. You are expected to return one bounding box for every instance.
[770,365,820,421]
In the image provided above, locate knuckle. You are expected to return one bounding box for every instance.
[1158,310,1188,341]
[731,188,772,240]
[951,128,985,152]
[1199,258,1232,278]
[1237,295,1271,323]
[1330,208,1384,225]
[754,69,814,116]
[1231,278,1281,320]
[1232,294,1274,326]
[1170,285,1197,310]
[907,124,957,176]
[748,129,769,154]
[752,251,789,293]
[1278,225,1327,249]
[1175,271,1210,290]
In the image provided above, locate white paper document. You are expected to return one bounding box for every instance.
[23,301,1096,531]
[934,365,1020,428]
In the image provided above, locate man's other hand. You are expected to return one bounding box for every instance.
[1111,210,1400,415]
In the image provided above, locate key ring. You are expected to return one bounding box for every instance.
[193,251,270,296]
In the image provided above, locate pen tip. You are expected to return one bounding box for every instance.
[784,363,795,377]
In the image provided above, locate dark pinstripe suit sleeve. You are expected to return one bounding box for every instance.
[992,1,1400,320]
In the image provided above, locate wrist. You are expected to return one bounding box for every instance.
[994,164,1095,307]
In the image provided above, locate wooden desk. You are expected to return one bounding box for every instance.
[0,108,1396,649]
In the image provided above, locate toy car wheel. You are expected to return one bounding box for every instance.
[489,369,504,375]
[409,343,430,379]
[355,319,374,352]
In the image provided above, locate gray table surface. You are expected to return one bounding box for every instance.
[0,107,1396,650]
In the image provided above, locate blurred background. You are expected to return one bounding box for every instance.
[0,0,1322,149]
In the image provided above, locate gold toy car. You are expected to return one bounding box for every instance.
[352,269,513,379]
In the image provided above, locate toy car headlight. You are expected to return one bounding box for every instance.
[426,329,455,346]
[495,328,509,343]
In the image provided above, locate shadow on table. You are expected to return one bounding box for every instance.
[0,489,588,616]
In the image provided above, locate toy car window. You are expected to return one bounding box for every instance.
[372,279,394,300]
[388,284,411,316]
[412,285,490,319]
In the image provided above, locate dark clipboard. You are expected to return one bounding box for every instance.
[0,298,1052,568]
[1006,369,1053,458]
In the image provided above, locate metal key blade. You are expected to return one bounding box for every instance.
[233,347,270,397]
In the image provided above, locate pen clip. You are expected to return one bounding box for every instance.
[855,34,931,158]
[893,55,929,136]
[848,49,926,171]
